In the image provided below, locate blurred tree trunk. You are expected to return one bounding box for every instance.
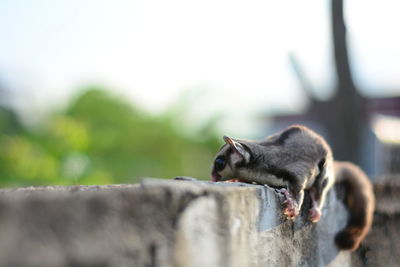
[327,0,364,163]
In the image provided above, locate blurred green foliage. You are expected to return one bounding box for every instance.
[0,87,222,187]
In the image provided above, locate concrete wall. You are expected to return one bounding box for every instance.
[0,178,356,267]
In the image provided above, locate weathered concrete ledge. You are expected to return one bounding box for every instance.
[0,178,352,267]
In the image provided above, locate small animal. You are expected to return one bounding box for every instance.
[211,125,375,251]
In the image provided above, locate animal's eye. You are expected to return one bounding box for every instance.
[214,157,226,171]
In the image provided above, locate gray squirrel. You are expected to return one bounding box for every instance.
[211,125,375,251]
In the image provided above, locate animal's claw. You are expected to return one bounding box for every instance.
[309,207,321,223]
[280,189,299,220]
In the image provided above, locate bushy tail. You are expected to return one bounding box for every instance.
[334,162,375,251]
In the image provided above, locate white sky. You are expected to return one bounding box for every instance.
[0,0,399,136]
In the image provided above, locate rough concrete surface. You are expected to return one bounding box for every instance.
[351,176,400,267]
[0,179,354,267]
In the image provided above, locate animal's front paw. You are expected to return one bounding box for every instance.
[308,207,321,223]
[279,188,299,220]
[283,199,299,220]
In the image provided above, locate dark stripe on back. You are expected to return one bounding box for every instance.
[275,127,302,145]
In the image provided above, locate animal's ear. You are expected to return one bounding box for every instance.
[223,136,250,163]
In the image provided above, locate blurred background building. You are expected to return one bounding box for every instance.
[0,0,399,187]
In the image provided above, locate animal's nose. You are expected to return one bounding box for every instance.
[211,172,221,182]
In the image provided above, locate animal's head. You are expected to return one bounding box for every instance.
[210,135,252,182]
